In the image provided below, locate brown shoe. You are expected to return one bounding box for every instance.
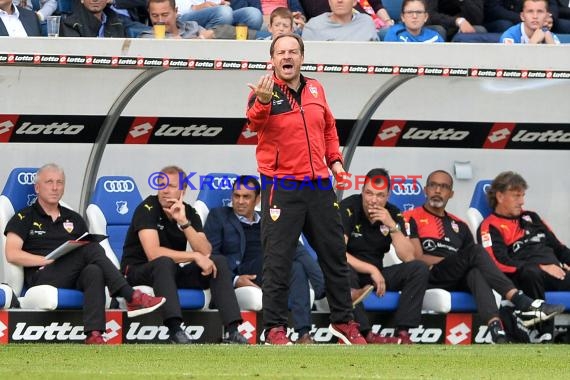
[351,285,374,307]
[296,333,315,344]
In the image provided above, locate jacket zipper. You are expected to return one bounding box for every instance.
[299,105,316,179]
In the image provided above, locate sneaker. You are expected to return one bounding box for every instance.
[296,332,315,344]
[365,331,400,344]
[488,319,509,344]
[265,326,293,345]
[396,330,414,345]
[169,330,192,344]
[223,330,248,344]
[351,285,374,307]
[329,321,367,345]
[126,289,166,318]
[519,299,565,327]
[85,331,106,344]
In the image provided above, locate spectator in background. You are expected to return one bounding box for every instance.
[299,0,329,19]
[111,0,152,38]
[204,176,326,344]
[60,0,126,37]
[231,0,306,31]
[479,171,570,339]
[424,0,486,40]
[256,6,296,39]
[384,0,444,41]
[13,0,57,35]
[139,0,214,38]
[176,0,263,30]
[499,0,560,43]
[302,0,379,41]
[0,0,41,36]
[485,0,570,33]
[340,169,429,344]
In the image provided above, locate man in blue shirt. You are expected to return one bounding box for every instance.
[500,0,560,43]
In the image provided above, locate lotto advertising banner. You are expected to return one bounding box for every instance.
[0,310,552,344]
[0,114,569,149]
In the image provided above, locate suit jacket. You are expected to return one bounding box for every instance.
[0,6,42,36]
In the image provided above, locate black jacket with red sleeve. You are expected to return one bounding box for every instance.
[478,210,570,274]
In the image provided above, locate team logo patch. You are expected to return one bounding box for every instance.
[63,220,74,233]
[380,225,390,236]
[405,222,410,236]
[522,215,532,223]
[481,232,492,248]
[270,207,281,221]
[308,85,318,98]
[451,220,459,233]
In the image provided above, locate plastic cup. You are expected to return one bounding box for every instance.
[46,16,61,37]
[154,22,166,39]
[236,24,248,40]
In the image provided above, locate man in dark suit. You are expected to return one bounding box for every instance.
[204,175,328,344]
[0,0,42,36]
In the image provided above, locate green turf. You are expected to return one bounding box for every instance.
[0,344,567,379]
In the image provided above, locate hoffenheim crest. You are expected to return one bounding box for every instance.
[116,201,129,215]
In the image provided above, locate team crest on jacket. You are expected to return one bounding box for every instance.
[451,220,459,233]
[308,85,318,98]
[522,215,532,223]
[63,220,74,233]
[270,207,281,221]
[380,225,390,236]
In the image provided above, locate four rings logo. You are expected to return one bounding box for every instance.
[392,182,422,196]
[103,180,135,193]
[17,172,37,185]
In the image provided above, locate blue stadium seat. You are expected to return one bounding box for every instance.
[86,176,209,310]
[466,179,492,235]
[383,0,403,22]
[193,172,238,225]
[545,291,570,312]
[0,167,84,309]
[389,178,426,213]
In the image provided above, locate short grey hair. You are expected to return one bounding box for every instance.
[36,163,65,183]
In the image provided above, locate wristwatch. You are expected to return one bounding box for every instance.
[388,224,401,234]
[177,221,191,230]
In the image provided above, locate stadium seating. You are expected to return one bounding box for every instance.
[466,179,493,236]
[193,172,238,226]
[0,167,85,310]
[86,175,210,310]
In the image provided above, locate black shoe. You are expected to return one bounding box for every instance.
[488,319,509,344]
[169,330,192,344]
[223,331,248,344]
[519,300,565,327]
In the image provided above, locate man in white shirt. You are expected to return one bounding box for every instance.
[0,0,42,36]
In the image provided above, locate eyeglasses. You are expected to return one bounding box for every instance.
[426,182,452,191]
[403,10,427,16]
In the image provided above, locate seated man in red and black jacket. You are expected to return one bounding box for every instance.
[479,171,570,337]
[404,170,563,343]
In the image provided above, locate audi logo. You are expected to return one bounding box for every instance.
[483,184,491,193]
[210,177,234,190]
[392,182,422,196]
[17,172,37,185]
[103,180,135,193]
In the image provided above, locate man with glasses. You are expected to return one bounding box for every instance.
[403,170,564,343]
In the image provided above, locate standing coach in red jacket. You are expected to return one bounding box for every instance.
[246,33,366,345]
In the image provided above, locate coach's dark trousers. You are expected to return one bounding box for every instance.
[260,176,354,330]
[27,244,128,332]
[125,255,242,327]
[428,244,515,323]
